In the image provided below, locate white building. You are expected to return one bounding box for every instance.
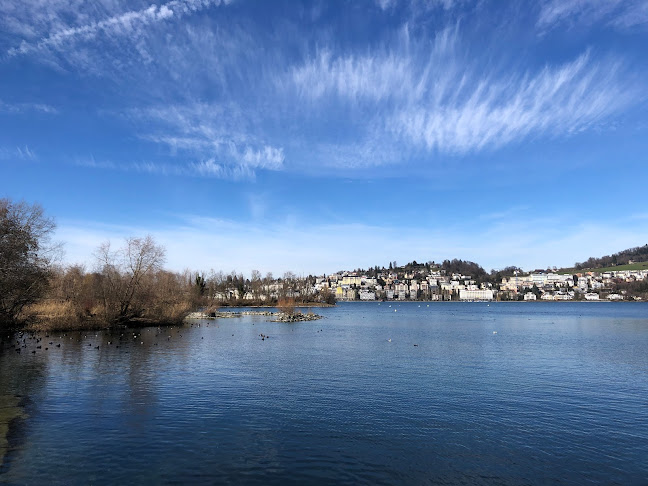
[396,283,408,297]
[359,290,376,301]
[531,273,548,286]
[459,289,494,301]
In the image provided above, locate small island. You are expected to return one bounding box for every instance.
[185,299,324,323]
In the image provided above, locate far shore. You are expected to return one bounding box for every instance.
[338,299,640,303]
[218,302,336,308]
[12,298,641,333]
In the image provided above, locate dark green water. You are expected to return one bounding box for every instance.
[1,302,647,485]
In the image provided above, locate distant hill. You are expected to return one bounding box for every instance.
[440,259,488,280]
[352,246,648,280]
[565,244,648,272]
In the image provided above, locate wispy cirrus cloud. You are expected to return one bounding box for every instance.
[3,0,645,178]
[390,51,637,154]
[290,26,456,104]
[75,152,275,181]
[538,0,648,31]
[0,99,58,114]
[375,0,471,12]
[0,145,37,161]
[289,27,641,158]
[191,159,257,180]
[126,102,285,176]
[5,0,231,59]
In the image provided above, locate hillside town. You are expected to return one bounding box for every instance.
[316,267,648,302]
[206,263,648,304]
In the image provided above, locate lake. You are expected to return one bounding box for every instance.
[1,302,647,485]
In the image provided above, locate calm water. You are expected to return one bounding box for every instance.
[1,302,647,485]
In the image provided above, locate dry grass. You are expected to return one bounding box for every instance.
[20,298,194,331]
[277,297,296,316]
[26,299,73,317]
[151,301,194,323]
[21,300,104,331]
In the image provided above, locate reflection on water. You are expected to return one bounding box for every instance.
[1,302,647,485]
[0,330,47,471]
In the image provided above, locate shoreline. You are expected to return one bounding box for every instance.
[18,304,334,332]
[217,302,336,308]
[14,299,641,332]
[338,299,642,303]
[186,310,324,322]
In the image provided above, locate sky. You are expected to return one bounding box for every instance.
[1,0,648,276]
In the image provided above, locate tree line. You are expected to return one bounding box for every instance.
[194,270,334,306]
[572,244,648,270]
[352,259,525,285]
[0,198,332,330]
[1,197,200,329]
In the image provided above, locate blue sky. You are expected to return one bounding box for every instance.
[2,0,648,276]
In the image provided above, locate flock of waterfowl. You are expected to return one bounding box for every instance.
[1,319,293,355]
[2,304,499,356]
[3,331,63,354]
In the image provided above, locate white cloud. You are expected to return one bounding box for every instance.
[128,102,285,176]
[0,145,37,160]
[290,25,457,104]
[538,0,648,31]
[240,146,284,170]
[4,0,645,176]
[75,156,117,170]
[190,159,255,180]
[6,0,230,58]
[56,213,648,276]
[376,0,470,12]
[292,48,413,102]
[376,0,397,10]
[290,31,640,157]
[390,51,637,154]
[300,134,404,170]
[0,100,58,114]
[75,153,273,181]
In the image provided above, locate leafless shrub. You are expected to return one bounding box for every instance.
[277,297,296,316]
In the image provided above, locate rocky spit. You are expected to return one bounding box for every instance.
[185,310,322,322]
[185,311,241,320]
[269,312,323,322]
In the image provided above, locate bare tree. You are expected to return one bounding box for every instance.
[95,235,166,323]
[250,269,262,301]
[277,297,296,317]
[264,272,274,301]
[282,271,296,298]
[0,199,60,326]
[206,269,225,302]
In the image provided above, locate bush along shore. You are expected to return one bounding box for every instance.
[26,305,324,332]
[2,197,333,332]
